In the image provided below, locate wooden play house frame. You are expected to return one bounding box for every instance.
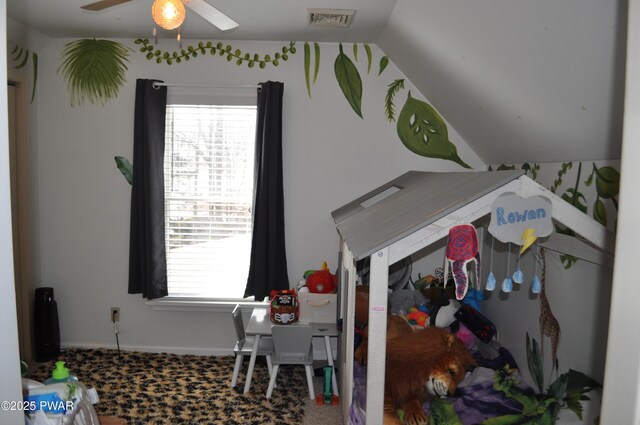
[332,170,615,424]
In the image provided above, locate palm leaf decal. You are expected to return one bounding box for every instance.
[334,43,363,118]
[385,79,405,122]
[59,39,131,106]
[114,156,133,185]
[396,91,471,168]
[10,44,39,103]
[13,47,29,69]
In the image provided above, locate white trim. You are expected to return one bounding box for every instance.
[339,240,356,422]
[540,233,614,268]
[387,179,522,264]
[61,342,234,356]
[146,298,268,312]
[153,82,259,90]
[365,248,389,425]
[517,176,616,254]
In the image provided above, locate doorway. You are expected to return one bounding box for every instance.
[8,77,34,362]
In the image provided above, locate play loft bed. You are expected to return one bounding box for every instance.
[331,170,615,425]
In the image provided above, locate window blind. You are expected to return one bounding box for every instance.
[163,104,256,298]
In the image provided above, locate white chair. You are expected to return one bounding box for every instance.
[266,325,315,400]
[231,305,273,388]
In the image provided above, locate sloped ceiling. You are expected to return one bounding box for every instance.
[378,0,627,165]
[7,0,628,165]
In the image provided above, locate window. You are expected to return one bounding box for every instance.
[163,99,256,299]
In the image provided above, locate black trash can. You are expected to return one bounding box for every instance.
[34,287,60,361]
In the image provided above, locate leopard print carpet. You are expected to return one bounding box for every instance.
[30,348,309,425]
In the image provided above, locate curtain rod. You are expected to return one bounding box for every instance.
[152,82,260,90]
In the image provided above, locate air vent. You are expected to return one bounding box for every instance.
[308,8,355,28]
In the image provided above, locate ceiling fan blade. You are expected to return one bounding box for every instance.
[185,0,239,31]
[81,0,135,11]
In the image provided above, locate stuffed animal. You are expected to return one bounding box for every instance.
[406,305,430,328]
[383,316,476,425]
[306,261,337,294]
[354,316,476,424]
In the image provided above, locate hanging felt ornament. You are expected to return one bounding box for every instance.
[512,249,524,284]
[531,275,541,294]
[443,224,481,301]
[486,273,496,291]
[502,243,513,293]
[485,234,496,291]
[530,242,542,294]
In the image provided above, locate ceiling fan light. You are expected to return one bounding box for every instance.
[152,0,186,31]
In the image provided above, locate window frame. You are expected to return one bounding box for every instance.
[157,87,259,304]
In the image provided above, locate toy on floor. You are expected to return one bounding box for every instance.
[383,316,476,424]
[406,304,429,328]
[306,261,337,294]
[315,365,339,405]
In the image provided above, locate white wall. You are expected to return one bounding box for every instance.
[601,0,640,421]
[483,239,612,384]
[0,1,27,423]
[30,37,483,353]
[482,160,617,408]
[378,0,625,165]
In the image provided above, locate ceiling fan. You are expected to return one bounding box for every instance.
[81,0,239,32]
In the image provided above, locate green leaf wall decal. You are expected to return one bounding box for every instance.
[334,43,363,118]
[313,42,320,84]
[526,333,544,394]
[114,156,133,185]
[378,56,389,75]
[304,42,312,97]
[593,165,619,199]
[304,42,321,98]
[30,53,38,103]
[364,44,372,74]
[396,92,471,168]
[353,43,358,61]
[593,199,607,226]
[59,39,131,106]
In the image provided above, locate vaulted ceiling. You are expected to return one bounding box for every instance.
[7,0,627,165]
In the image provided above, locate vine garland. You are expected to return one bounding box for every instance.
[134,39,297,68]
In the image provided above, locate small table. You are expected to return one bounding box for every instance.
[243,307,340,396]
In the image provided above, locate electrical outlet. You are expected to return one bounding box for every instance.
[111,307,120,322]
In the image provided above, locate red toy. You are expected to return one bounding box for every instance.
[306,262,337,294]
[406,305,430,328]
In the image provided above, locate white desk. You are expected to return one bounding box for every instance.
[243,307,339,396]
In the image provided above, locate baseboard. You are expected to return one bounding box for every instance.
[61,342,335,359]
[61,341,234,356]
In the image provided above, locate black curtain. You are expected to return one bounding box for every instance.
[128,79,168,300]
[244,81,289,300]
